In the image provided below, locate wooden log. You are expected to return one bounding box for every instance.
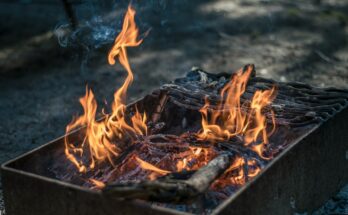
[102,153,234,202]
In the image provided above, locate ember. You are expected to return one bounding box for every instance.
[50,5,348,214]
[61,6,280,203]
[2,4,348,215]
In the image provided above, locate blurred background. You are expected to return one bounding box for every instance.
[0,0,347,214]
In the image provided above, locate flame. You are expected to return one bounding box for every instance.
[63,5,276,193]
[176,158,187,172]
[244,87,276,144]
[212,156,262,189]
[246,159,261,177]
[135,156,171,175]
[176,146,211,172]
[197,65,277,158]
[106,5,147,139]
[65,5,147,172]
[89,179,106,189]
[198,66,253,142]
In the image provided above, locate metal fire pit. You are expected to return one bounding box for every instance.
[2,67,348,215]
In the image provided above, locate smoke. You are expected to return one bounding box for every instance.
[54,16,117,50]
[53,0,189,49]
[52,0,196,75]
[55,2,144,48]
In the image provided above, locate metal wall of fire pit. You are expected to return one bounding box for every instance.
[2,77,348,215]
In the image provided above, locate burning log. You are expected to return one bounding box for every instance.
[2,65,348,214]
[2,5,348,215]
[159,66,348,128]
[151,92,169,123]
[51,62,348,208]
[103,153,234,202]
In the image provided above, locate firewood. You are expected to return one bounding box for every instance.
[102,153,234,202]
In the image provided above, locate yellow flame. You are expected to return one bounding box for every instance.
[64,5,147,172]
[213,156,262,188]
[106,5,147,139]
[135,156,171,175]
[89,179,106,189]
[175,146,211,172]
[176,158,188,172]
[197,65,277,158]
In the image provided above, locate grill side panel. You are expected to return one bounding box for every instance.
[1,168,180,215]
[216,107,348,215]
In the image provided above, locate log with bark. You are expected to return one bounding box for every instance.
[103,153,234,202]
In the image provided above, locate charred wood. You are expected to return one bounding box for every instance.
[103,153,234,202]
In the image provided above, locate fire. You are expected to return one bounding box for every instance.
[135,156,171,175]
[197,65,277,158]
[64,5,147,172]
[212,156,261,189]
[89,179,106,189]
[176,146,212,172]
[63,5,277,194]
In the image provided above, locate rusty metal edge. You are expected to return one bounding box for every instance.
[1,95,192,215]
[0,93,148,169]
[1,135,190,215]
[213,104,348,215]
[2,111,342,215]
[2,80,347,214]
[212,125,319,214]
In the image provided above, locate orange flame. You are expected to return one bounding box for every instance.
[65,5,147,172]
[135,156,171,175]
[176,146,212,172]
[212,156,262,189]
[89,179,106,189]
[106,6,147,138]
[197,65,277,158]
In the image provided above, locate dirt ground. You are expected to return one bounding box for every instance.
[0,0,347,214]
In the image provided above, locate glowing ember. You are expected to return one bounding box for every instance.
[64,5,147,173]
[135,156,171,175]
[212,156,262,189]
[90,178,106,189]
[62,5,278,205]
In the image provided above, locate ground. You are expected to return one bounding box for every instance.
[0,0,347,214]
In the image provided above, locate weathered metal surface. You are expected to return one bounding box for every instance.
[1,69,348,215]
[1,136,184,215]
[215,106,348,215]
